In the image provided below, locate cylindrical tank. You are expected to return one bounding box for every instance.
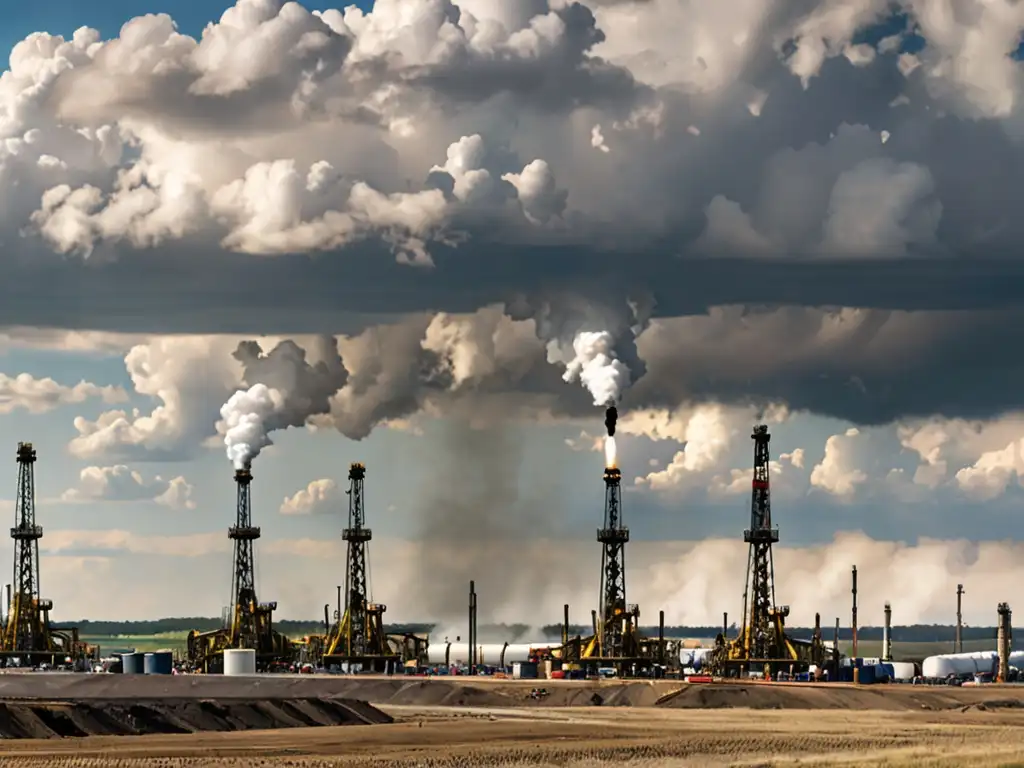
[143,650,173,675]
[223,648,256,675]
[121,652,145,674]
[426,642,539,666]
[889,661,915,681]
[922,651,998,678]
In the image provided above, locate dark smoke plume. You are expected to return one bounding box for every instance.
[408,419,588,635]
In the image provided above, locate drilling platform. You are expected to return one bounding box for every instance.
[0,443,93,667]
[707,425,824,678]
[186,464,293,672]
[317,463,401,671]
[558,406,666,673]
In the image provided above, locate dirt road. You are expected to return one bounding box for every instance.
[0,705,1022,767]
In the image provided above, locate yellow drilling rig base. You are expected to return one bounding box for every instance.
[549,606,675,677]
[186,626,295,673]
[186,600,296,673]
[706,606,826,679]
[316,601,404,672]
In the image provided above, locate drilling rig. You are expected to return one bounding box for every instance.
[0,443,93,667]
[311,463,424,671]
[186,464,293,671]
[557,406,665,674]
[707,425,824,678]
[317,463,401,671]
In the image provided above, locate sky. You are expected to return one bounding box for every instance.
[3,0,1024,631]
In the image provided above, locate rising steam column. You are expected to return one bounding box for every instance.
[0,443,55,658]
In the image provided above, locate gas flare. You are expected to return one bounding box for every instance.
[604,435,617,469]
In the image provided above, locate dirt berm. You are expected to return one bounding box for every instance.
[3,674,1024,713]
[657,683,1024,711]
[0,674,671,707]
[0,697,391,739]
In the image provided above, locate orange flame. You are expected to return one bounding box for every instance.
[604,436,618,469]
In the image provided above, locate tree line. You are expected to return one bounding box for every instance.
[67,618,1012,643]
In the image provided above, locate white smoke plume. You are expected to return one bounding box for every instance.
[557,330,631,406]
[221,383,285,468]
[218,336,348,468]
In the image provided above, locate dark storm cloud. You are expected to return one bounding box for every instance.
[9,244,1024,333]
[10,0,1024,430]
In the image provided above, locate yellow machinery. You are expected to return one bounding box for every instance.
[544,411,675,676]
[550,603,672,675]
[706,426,825,678]
[547,410,674,676]
[186,466,294,672]
[315,464,417,671]
[0,444,97,668]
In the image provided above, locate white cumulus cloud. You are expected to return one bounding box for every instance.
[61,465,195,510]
[280,478,340,516]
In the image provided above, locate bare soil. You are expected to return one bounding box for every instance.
[0,706,1022,766]
[0,698,390,738]
[2,676,1024,765]
[7,673,1024,711]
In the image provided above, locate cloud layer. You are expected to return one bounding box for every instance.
[2,0,1024,428]
[7,0,1024,625]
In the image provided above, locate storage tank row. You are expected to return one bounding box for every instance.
[119,651,173,675]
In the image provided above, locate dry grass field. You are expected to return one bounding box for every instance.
[0,705,1023,767]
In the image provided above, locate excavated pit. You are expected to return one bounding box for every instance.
[0,697,391,739]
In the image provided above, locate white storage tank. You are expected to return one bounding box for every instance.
[889,661,916,681]
[223,648,256,676]
[426,642,539,666]
[922,651,997,679]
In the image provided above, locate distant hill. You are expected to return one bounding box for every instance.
[63,618,1011,643]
